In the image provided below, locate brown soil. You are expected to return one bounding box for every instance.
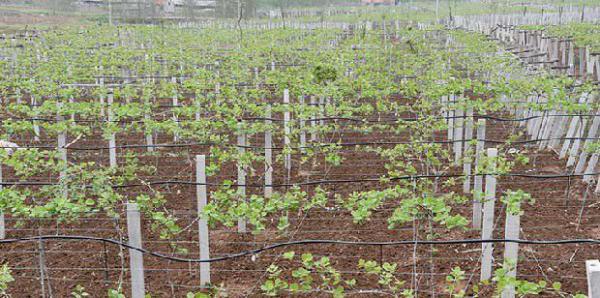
[1,98,599,297]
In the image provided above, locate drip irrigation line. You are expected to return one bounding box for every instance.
[3,113,600,124]
[0,235,599,263]
[2,171,599,188]
[2,136,599,151]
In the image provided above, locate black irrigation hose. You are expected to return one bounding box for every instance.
[3,113,600,124]
[2,172,598,188]
[109,171,600,188]
[2,136,599,151]
[1,235,599,263]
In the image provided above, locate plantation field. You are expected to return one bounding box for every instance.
[1,1,600,297]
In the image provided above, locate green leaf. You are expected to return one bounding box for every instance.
[301,253,314,265]
[283,251,295,260]
[345,279,356,287]
[552,282,561,291]
[332,286,344,298]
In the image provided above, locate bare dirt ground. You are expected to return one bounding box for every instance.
[1,93,598,297]
[0,5,94,32]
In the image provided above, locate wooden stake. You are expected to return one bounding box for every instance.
[32,95,40,142]
[195,155,210,285]
[586,260,600,297]
[447,95,455,143]
[501,201,521,298]
[473,119,486,229]
[265,105,273,198]
[481,148,497,281]
[300,95,306,153]
[171,77,179,142]
[284,89,291,182]
[57,101,67,180]
[108,91,117,168]
[126,203,145,298]
[575,113,600,174]
[567,119,588,167]
[144,112,154,152]
[237,122,247,233]
[310,96,317,142]
[0,162,5,239]
[463,108,474,194]
[454,107,464,165]
[583,153,599,183]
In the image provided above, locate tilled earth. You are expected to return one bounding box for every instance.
[1,97,599,297]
